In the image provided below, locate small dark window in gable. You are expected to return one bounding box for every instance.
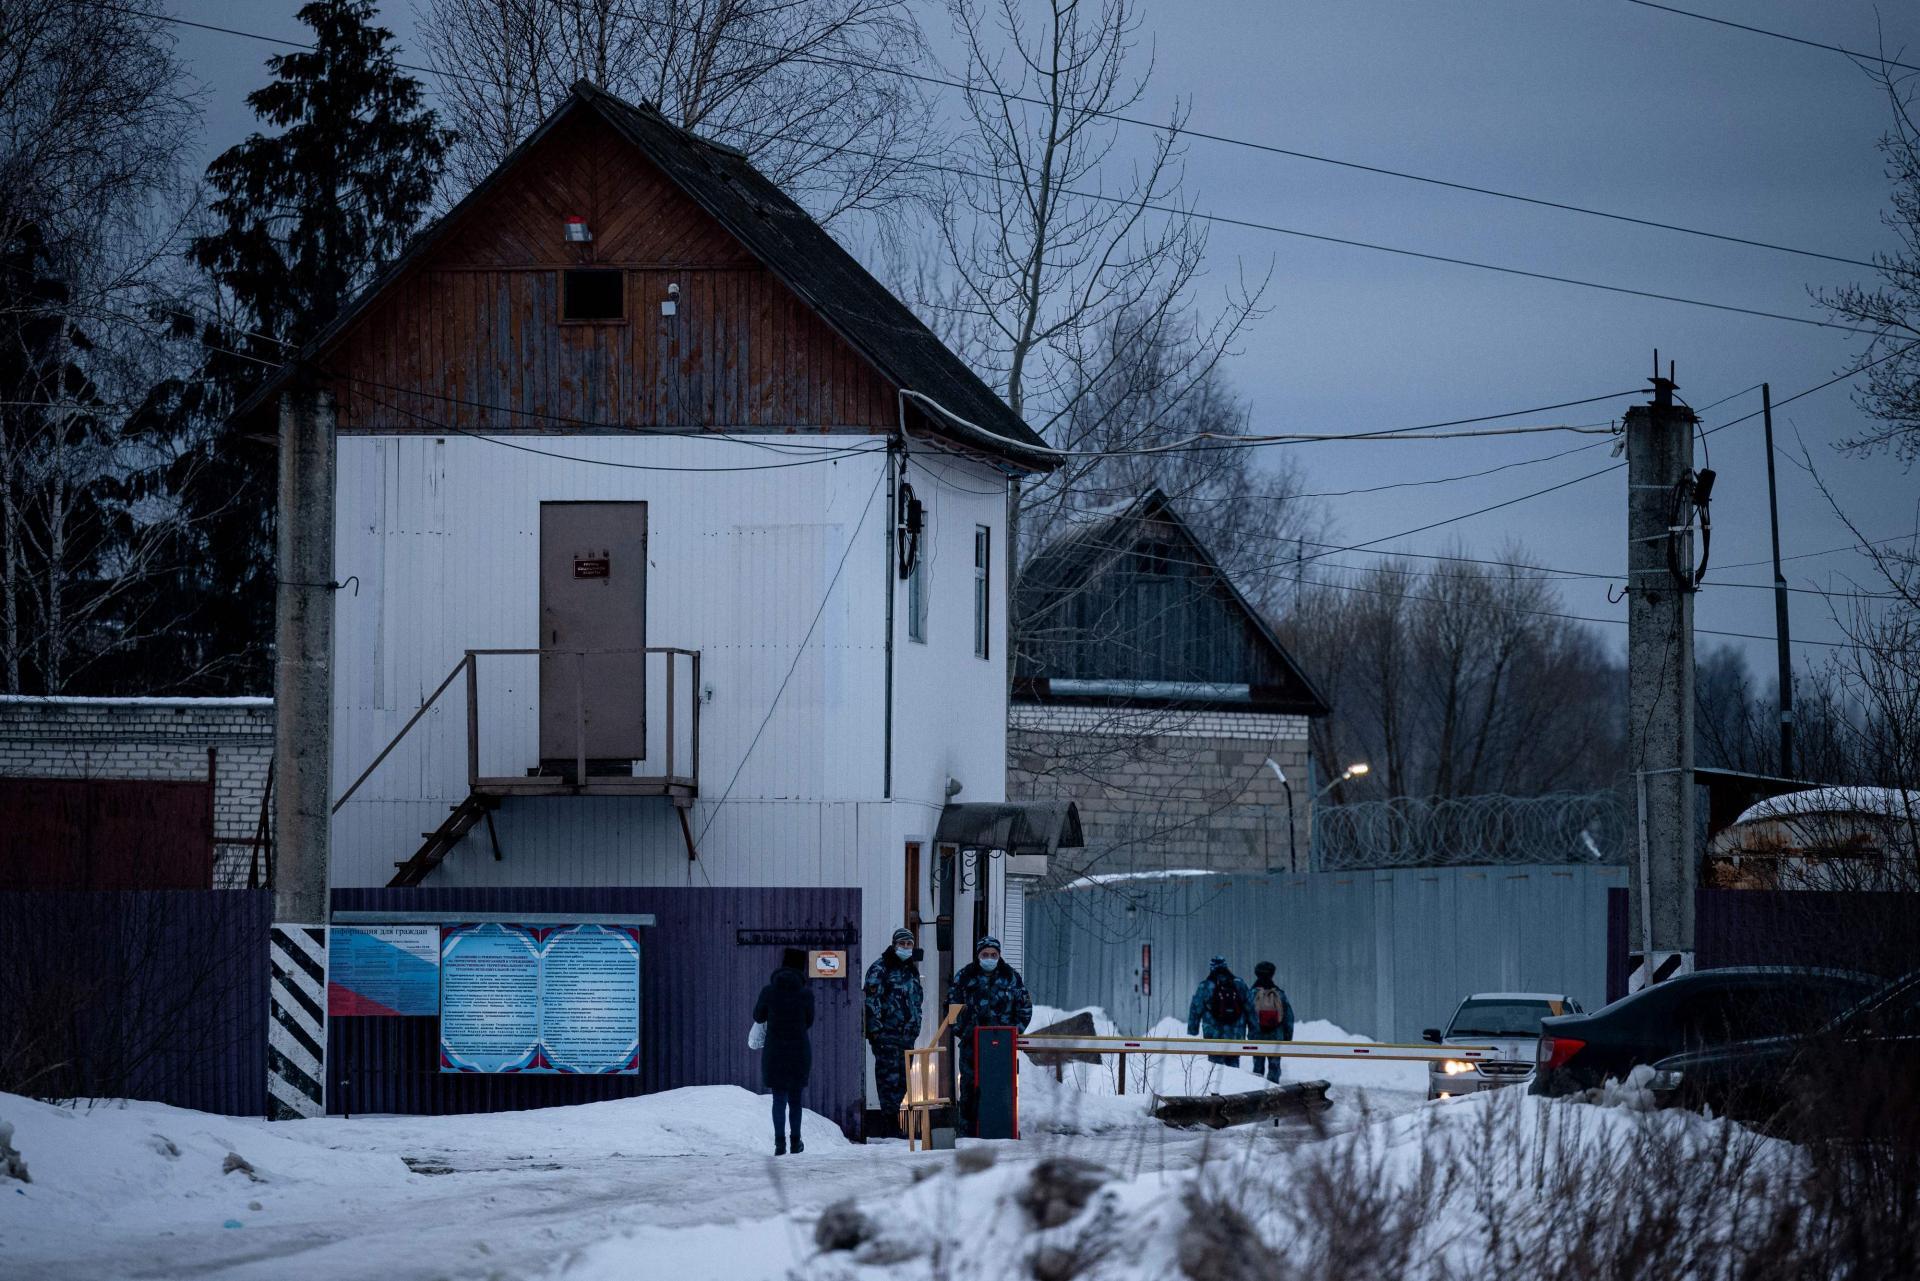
[562,269,625,322]
[1135,539,1177,576]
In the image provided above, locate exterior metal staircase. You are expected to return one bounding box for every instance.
[389,793,501,887]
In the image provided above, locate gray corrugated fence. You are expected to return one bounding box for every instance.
[0,890,272,1114]
[329,886,866,1138]
[1028,865,1626,1043]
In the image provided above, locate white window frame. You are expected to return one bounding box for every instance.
[972,525,991,660]
[907,550,927,643]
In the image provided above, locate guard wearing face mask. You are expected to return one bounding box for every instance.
[946,935,1033,1136]
[863,926,924,1137]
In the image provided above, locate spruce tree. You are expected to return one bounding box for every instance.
[139,0,449,693]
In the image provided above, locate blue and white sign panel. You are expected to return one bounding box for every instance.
[439,923,641,1074]
[328,925,440,1016]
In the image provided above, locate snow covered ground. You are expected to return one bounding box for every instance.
[1022,1005,1430,1134]
[0,1010,1474,1279]
[0,1082,1259,1281]
[1,1069,1798,1281]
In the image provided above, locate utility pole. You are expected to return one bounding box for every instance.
[1625,357,1699,990]
[1761,384,1795,776]
[268,383,335,1120]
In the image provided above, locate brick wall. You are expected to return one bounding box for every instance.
[1008,702,1314,878]
[0,697,274,888]
[1010,703,1311,741]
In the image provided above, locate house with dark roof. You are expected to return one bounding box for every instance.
[1009,490,1329,887]
[251,84,1077,1132]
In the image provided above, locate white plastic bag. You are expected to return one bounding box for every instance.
[748,1020,767,1051]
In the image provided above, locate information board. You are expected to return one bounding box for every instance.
[327,925,440,1016]
[439,923,641,1074]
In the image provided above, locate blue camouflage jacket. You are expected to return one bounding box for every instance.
[1188,970,1255,1040]
[946,961,1033,1042]
[862,952,924,1044]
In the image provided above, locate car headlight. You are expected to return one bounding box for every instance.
[1650,1067,1684,1092]
[1440,1059,1475,1076]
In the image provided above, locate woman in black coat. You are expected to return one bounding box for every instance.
[753,964,814,1154]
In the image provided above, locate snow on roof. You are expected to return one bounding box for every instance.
[1733,786,1920,826]
[1461,992,1569,1003]
[0,694,272,707]
[1057,868,1219,890]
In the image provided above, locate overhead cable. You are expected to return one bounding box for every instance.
[1625,0,1920,76]
[531,0,1886,271]
[95,2,1888,336]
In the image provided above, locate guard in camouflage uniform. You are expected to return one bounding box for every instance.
[863,926,924,1136]
[946,935,1032,1136]
[1187,955,1255,1068]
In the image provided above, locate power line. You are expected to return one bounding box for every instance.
[1247,557,1875,651]
[532,0,1886,271]
[694,463,887,846]
[1625,0,1920,76]
[355,386,889,472]
[341,367,1644,459]
[103,2,1886,338]
[329,369,888,454]
[1245,344,1916,577]
[1072,514,1904,599]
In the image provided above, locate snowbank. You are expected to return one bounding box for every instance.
[0,1091,410,1238]
[778,1089,1802,1280]
[0,1085,846,1243]
[308,1085,852,1166]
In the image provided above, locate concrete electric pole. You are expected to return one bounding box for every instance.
[1625,359,1703,990]
[268,383,335,1120]
[1760,383,1795,777]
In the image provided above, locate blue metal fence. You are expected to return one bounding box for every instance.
[1028,865,1626,1043]
[329,886,866,1137]
[0,890,272,1114]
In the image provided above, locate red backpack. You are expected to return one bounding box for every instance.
[1253,985,1286,1032]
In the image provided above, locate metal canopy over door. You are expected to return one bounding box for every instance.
[539,502,647,765]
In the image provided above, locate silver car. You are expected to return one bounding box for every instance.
[1424,991,1583,1100]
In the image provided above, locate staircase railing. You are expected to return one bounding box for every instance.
[332,647,700,813]
[332,656,468,814]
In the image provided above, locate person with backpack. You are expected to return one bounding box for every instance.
[1249,960,1296,1082]
[1187,955,1254,1068]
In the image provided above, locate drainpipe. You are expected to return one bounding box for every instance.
[886,394,907,799]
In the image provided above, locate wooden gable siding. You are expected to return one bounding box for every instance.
[325,112,897,433]
[1019,514,1292,688]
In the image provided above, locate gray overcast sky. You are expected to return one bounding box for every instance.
[168,0,1919,675]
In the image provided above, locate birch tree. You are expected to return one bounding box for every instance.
[930,0,1295,583]
[0,0,198,693]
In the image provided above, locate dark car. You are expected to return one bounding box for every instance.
[1528,966,1881,1097]
[1649,970,1920,1138]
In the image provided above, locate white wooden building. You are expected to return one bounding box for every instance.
[239,85,1078,1058]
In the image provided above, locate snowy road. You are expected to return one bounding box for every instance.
[2,1084,1408,1281]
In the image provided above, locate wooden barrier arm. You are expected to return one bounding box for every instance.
[897,1004,966,1148]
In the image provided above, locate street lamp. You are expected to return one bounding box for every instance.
[1262,758,1296,872]
[1317,761,1368,802]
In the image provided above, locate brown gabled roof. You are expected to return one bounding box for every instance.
[238,82,1055,471]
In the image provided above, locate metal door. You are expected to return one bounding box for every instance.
[539,502,647,762]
